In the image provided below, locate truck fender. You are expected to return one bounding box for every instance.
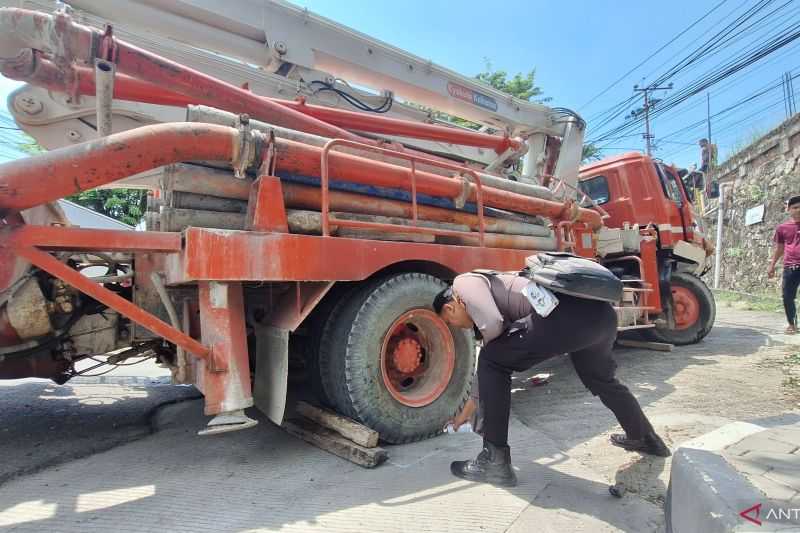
[673,241,707,275]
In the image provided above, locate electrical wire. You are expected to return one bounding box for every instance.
[587,0,784,140]
[589,18,800,145]
[310,80,393,113]
[580,0,730,113]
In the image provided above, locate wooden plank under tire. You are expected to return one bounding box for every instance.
[283,417,388,468]
[295,401,380,448]
[616,339,674,352]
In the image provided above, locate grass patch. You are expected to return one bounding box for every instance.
[714,290,783,313]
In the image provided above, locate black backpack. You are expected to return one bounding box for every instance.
[522,252,623,303]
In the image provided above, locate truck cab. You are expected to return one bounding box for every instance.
[579,152,716,346]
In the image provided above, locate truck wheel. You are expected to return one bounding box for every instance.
[305,283,359,407]
[644,272,715,346]
[318,273,475,443]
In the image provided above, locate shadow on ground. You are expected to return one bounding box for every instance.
[0,381,199,486]
[0,401,663,532]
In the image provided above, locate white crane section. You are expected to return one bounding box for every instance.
[1,0,585,187]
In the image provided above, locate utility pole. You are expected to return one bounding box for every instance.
[782,72,796,118]
[706,92,711,142]
[631,83,673,156]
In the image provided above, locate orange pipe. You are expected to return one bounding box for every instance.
[1,33,519,153]
[281,183,544,234]
[273,138,602,229]
[275,98,519,153]
[0,123,237,213]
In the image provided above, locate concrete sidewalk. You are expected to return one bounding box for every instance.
[0,399,662,533]
[668,422,800,532]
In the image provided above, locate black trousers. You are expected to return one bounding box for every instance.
[478,296,655,447]
[783,268,800,327]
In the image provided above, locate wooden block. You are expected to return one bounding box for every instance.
[616,339,673,352]
[283,417,388,468]
[295,401,379,448]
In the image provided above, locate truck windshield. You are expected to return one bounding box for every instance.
[577,175,610,205]
[654,164,683,207]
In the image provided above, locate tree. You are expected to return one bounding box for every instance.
[582,143,602,163]
[475,60,550,103]
[473,62,601,165]
[16,133,146,226]
[69,189,146,227]
[17,133,44,156]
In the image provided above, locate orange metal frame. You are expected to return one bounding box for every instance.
[320,139,486,245]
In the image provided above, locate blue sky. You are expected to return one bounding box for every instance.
[1,0,797,169]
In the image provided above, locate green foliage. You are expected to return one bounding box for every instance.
[475,60,550,103]
[714,289,782,313]
[15,133,145,226]
[725,246,743,257]
[17,133,44,155]
[407,59,549,131]
[745,182,765,202]
[582,143,602,163]
[67,189,146,227]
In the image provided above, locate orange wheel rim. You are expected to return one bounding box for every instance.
[672,285,700,330]
[379,309,455,407]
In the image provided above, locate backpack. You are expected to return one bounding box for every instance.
[522,252,623,303]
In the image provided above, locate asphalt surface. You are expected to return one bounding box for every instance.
[0,304,796,532]
[0,379,199,486]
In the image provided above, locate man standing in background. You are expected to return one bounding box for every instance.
[699,138,718,173]
[768,195,800,334]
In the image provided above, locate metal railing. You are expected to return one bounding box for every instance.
[320,139,486,246]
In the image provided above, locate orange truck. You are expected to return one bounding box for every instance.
[0,2,712,442]
[579,152,715,346]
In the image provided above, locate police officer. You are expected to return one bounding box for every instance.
[434,271,669,487]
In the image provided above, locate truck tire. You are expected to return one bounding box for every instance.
[305,283,360,407]
[643,272,715,346]
[318,273,475,443]
[315,278,385,418]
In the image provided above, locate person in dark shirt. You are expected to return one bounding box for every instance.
[768,195,800,334]
[433,272,669,487]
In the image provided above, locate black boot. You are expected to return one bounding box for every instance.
[450,439,518,487]
[610,431,671,457]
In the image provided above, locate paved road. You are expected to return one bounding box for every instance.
[0,379,198,486]
[0,305,796,532]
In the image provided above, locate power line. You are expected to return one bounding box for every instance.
[658,97,785,159]
[588,0,782,141]
[649,39,800,127]
[590,17,800,145]
[578,0,729,112]
[586,0,773,131]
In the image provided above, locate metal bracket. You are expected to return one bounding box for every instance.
[233,114,253,179]
[198,409,258,436]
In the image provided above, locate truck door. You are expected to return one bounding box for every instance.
[654,163,691,245]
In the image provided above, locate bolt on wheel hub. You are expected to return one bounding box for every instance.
[392,337,422,373]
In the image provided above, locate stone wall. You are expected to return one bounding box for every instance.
[707,114,800,295]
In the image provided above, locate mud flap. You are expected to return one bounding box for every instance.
[252,325,289,425]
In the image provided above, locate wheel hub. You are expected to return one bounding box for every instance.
[392,337,422,373]
[672,285,700,330]
[379,309,455,407]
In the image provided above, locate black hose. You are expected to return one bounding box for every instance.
[310,81,393,113]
